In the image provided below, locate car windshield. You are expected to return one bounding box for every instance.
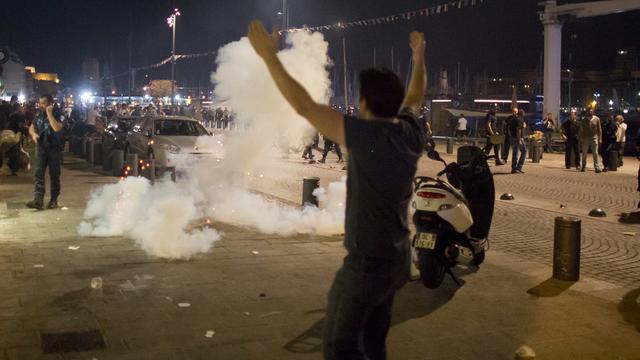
[154,120,206,136]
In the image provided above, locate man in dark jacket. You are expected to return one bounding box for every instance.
[561,111,581,170]
[600,113,618,171]
[482,109,505,165]
[27,95,64,210]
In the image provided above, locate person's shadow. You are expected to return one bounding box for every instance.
[284,266,477,354]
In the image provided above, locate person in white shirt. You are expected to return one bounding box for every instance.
[456,114,468,140]
[615,115,627,167]
[86,105,99,134]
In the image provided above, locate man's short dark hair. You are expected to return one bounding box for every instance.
[10,95,18,102]
[359,67,405,118]
[40,94,54,104]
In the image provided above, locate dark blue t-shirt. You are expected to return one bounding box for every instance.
[34,109,63,149]
[343,109,425,260]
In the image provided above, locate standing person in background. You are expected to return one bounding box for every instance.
[580,109,602,173]
[509,108,526,174]
[543,112,555,153]
[600,113,618,172]
[248,20,426,359]
[615,115,626,167]
[501,110,514,163]
[455,114,468,141]
[482,109,504,165]
[86,105,100,135]
[561,110,581,170]
[26,95,64,210]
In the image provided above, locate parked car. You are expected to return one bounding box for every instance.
[124,116,214,170]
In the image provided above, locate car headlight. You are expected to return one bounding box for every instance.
[162,144,181,154]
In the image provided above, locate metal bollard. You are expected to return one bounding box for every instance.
[126,153,139,177]
[552,217,581,281]
[82,137,90,158]
[142,159,156,182]
[302,177,320,207]
[111,149,124,177]
[102,144,112,171]
[93,141,102,166]
[87,138,95,163]
[532,144,542,163]
[608,150,618,171]
[446,138,454,154]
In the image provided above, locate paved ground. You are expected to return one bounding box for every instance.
[0,145,639,359]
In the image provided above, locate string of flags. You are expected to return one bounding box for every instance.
[133,51,217,72]
[112,1,486,77]
[280,0,486,34]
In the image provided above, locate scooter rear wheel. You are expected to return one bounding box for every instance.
[418,249,446,289]
[472,249,486,266]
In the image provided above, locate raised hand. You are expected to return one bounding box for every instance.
[409,31,425,59]
[247,20,279,60]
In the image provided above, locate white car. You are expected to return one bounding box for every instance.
[124,116,214,170]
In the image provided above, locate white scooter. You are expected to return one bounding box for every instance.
[411,146,495,288]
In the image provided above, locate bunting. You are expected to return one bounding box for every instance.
[280,0,487,34]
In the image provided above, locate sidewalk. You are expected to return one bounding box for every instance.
[0,153,639,359]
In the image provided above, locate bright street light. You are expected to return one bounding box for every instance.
[167,8,181,106]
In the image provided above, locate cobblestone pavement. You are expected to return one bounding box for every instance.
[251,147,640,290]
[1,151,639,359]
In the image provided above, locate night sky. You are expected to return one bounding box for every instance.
[1,0,638,90]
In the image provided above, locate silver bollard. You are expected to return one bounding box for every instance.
[93,141,102,166]
[126,153,139,177]
[87,138,95,163]
[142,159,156,182]
[102,144,112,171]
[446,138,454,154]
[302,177,320,207]
[82,137,90,158]
[553,217,581,281]
[111,149,124,177]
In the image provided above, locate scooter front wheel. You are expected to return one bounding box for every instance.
[418,249,446,289]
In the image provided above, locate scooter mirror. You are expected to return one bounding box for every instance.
[427,150,442,162]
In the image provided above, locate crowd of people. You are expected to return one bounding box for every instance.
[478,107,630,175]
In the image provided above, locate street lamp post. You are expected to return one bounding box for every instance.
[167,8,181,106]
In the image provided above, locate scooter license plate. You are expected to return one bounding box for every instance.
[414,233,437,249]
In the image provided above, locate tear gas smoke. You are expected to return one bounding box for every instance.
[79,31,344,259]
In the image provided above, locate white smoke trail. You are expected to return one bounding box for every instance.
[78,31,344,259]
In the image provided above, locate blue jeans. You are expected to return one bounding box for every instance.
[323,253,409,360]
[511,138,526,171]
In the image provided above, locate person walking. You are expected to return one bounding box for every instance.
[26,95,64,210]
[500,110,513,163]
[542,112,555,153]
[560,111,581,170]
[319,135,343,163]
[615,114,627,167]
[248,21,425,359]
[579,109,602,173]
[302,131,318,162]
[509,108,526,174]
[482,109,505,165]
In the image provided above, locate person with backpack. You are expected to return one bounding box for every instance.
[579,109,602,173]
[482,109,505,165]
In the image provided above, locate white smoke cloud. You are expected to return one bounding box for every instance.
[78,31,344,259]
